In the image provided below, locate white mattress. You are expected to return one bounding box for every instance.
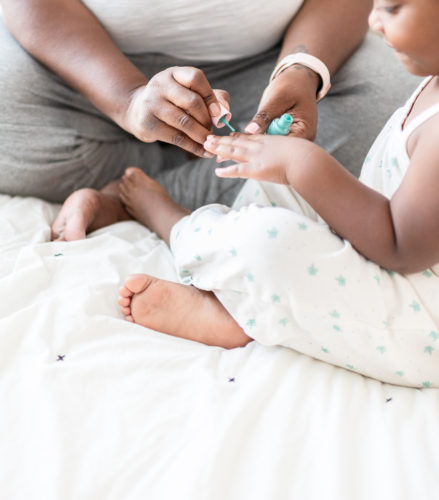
[1,194,439,499]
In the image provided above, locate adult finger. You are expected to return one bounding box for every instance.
[151,115,212,157]
[155,99,212,146]
[171,66,223,124]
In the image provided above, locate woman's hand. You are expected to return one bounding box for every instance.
[123,66,230,158]
[244,65,319,140]
[204,133,297,184]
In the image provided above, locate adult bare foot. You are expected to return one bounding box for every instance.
[119,167,190,244]
[118,274,252,349]
[51,187,130,241]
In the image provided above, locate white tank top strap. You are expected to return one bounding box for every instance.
[402,102,439,144]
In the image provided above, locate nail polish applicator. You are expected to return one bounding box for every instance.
[212,103,236,132]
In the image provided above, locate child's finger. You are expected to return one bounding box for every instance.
[215,162,250,179]
[205,136,250,163]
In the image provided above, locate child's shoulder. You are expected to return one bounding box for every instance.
[405,78,439,158]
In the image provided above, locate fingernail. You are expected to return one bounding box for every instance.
[244,122,260,134]
[203,150,214,158]
[209,103,221,116]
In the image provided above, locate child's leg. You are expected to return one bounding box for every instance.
[117,167,251,348]
[169,192,439,388]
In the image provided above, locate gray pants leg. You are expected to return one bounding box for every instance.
[0,17,420,205]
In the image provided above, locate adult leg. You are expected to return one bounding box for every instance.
[0,20,184,203]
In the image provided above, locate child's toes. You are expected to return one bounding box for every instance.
[121,306,131,316]
[119,285,133,298]
[118,296,131,307]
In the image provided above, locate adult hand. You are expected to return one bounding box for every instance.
[123,66,230,158]
[244,65,319,140]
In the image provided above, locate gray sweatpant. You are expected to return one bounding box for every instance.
[0,19,420,207]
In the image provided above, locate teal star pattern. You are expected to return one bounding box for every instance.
[424,346,434,355]
[246,319,256,329]
[298,222,308,231]
[374,275,381,285]
[346,364,355,370]
[423,270,433,278]
[376,345,386,354]
[395,371,404,377]
[333,325,342,332]
[194,227,201,232]
[422,381,432,388]
[429,331,439,341]
[230,248,237,257]
[329,310,340,318]
[267,227,278,239]
[279,318,288,327]
[308,264,318,276]
[321,347,329,354]
[409,301,421,312]
[271,294,280,303]
[194,255,202,262]
[246,273,255,282]
[336,275,346,286]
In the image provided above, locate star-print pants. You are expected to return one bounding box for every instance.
[170,180,439,387]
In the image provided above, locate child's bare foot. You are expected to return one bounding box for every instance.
[51,187,130,241]
[118,274,252,349]
[119,167,190,244]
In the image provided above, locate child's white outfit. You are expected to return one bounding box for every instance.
[170,78,439,388]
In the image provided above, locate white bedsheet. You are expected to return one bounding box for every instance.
[1,194,438,500]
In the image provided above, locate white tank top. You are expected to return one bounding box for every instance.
[81,0,304,60]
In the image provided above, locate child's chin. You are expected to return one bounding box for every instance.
[397,56,429,77]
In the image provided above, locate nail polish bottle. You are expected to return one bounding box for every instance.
[267,113,293,135]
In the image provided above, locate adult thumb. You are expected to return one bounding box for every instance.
[244,108,277,135]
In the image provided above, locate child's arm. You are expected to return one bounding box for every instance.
[204,132,439,273]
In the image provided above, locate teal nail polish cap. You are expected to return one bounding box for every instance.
[267,113,293,135]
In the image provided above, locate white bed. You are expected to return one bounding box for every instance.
[1,193,439,500]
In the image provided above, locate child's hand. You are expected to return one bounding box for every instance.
[204,133,293,184]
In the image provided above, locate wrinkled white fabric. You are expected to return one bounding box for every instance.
[1,194,439,499]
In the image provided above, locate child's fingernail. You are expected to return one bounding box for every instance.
[209,103,221,116]
[244,122,260,134]
[203,150,214,158]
